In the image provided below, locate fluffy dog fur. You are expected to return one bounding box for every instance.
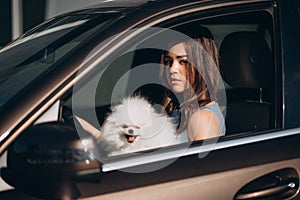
[97,96,177,156]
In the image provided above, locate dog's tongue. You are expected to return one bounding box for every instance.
[127,136,136,143]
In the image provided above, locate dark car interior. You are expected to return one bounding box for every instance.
[219,31,275,134]
[66,12,277,138]
[110,13,277,136]
[54,10,279,154]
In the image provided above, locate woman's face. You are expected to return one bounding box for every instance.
[164,42,189,93]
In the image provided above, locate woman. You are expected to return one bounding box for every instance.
[160,25,226,142]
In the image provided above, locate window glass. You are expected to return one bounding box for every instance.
[0,14,117,108]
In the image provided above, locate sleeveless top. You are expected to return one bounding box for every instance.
[171,102,226,143]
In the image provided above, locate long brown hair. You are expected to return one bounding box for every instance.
[160,26,221,133]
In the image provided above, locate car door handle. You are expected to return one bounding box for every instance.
[235,181,297,200]
[234,168,299,200]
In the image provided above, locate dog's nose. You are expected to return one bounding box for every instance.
[128,129,134,134]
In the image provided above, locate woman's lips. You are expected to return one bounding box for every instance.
[170,78,181,84]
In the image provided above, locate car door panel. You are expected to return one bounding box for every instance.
[80,159,300,200]
[72,130,300,199]
[1,134,300,200]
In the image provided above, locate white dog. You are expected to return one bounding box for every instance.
[97,96,177,156]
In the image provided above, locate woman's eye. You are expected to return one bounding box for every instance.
[180,60,188,65]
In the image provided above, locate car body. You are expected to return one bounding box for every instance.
[1,0,300,199]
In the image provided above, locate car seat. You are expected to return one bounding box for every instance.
[219,31,275,134]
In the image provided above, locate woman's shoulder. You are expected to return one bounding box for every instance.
[193,101,224,129]
[189,108,216,130]
[188,108,221,140]
[198,102,224,120]
[190,108,216,125]
[197,101,226,136]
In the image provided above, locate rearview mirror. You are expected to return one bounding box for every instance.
[1,122,101,199]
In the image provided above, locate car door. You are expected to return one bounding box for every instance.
[1,0,300,200]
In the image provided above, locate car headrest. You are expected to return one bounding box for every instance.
[219,31,273,89]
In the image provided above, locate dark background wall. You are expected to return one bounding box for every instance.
[23,0,46,33]
[0,0,46,47]
[0,0,12,46]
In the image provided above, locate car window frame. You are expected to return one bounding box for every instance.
[64,0,284,171]
[0,0,283,173]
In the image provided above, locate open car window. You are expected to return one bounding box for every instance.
[63,5,279,160]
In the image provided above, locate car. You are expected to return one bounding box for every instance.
[1,0,300,199]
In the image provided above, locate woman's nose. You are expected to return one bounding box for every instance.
[169,61,179,73]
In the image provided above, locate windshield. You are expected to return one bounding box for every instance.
[0,13,118,108]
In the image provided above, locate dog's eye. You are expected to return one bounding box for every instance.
[122,125,128,129]
[136,126,141,129]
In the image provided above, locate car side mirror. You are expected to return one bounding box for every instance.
[1,122,102,200]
